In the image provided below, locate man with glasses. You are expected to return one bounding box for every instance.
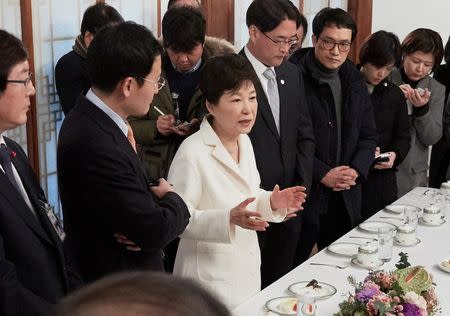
[57,22,190,283]
[0,29,81,315]
[239,0,315,288]
[294,8,377,263]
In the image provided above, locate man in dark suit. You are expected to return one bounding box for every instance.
[292,8,377,262]
[0,29,80,316]
[239,0,315,288]
[57,22,190,283]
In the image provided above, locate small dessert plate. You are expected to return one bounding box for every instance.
[418,217,446,226]
[438,260,450,273]
[288,281,337,300]
[358,221,397,234]
[327,242,360,257]
[393,237,421,247]
[384,204,410,214]
[351,257,383,270]
[265,296,297,315]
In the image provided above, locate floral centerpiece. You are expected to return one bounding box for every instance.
[335,253,439,316]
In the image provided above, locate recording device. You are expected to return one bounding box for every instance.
[374,152,391,164]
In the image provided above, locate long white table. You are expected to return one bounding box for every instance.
[233,187,450,315]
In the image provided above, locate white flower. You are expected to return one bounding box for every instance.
[403,291,427,310]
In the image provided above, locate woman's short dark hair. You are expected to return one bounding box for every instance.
[312,7,357,42]
[87,22,163,93]
[80,3,124,35]
[54,271,231,316]
[199,54,258,105]
[444,36,450,64]
[401,28,444,73]
[359,30,401,68]
[246,0,300,33]
[0,29,28,92]
[167,0,201,9]
[162,6,206,52]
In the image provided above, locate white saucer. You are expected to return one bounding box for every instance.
[358,221,397,234]
[419,217,446,226]
[438,260,450,273]
[265,296,297,315]
[351,257,383,270]
[327,242,360,257]
[384,204,419,214]
[393,237,421,247]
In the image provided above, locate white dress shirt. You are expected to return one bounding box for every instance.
[85,89,128,137]
[244,45,275,101]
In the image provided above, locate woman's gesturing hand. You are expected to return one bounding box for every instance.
[230,197,269,231]
[270,185,307,216]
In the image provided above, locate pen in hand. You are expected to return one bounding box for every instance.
[153,106,165,116]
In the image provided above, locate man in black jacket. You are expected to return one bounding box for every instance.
[55,3,123,115]
[240,0,314,288]
[291,8,377,262]
[0,29,81,316]
[57,22,190,283]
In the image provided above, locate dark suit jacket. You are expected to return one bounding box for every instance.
[57,96,190,283]
[0,138,74,316]
[297,48,377,226]
[240,49,315,287]
[55,50,90,115]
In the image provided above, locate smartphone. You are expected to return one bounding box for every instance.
[416,87,425,96]
[148,179,160,187]
[374,153,391,164]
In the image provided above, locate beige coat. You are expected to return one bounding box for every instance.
[168,118,286,309]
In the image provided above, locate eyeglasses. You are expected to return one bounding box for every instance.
[319,37,351,52]
[7,72,33,87]
[141,76,166,91]
[260,30,298,47]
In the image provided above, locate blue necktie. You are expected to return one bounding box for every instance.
[0,144,21,193]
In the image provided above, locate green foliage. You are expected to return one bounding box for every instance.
[395,252,411,269]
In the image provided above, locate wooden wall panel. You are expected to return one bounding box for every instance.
[202,0,234,43]
[347,0,372,64]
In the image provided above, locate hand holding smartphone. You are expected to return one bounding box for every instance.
[374,152,391,164]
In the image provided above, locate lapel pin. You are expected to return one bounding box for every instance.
[280,79,285,85]
[11,151,16,158]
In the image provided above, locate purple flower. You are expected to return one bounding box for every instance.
[355,285,381,303]
[402,303,422,316]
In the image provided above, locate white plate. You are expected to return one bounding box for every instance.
[327,242,360,257]
[393,237,421,247]
[265,296,297,315]
[384,204,419,214]
[438,260,450,273]
[419,217,446,226]
[358,221,397,234]
[351,257,384,270]
[288,281,337,300]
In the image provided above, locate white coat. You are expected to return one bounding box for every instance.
[168,118,286,309]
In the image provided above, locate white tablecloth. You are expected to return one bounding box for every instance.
[233,187,449,315]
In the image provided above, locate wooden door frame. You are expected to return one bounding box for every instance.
[20,0,39,176]
[347,0,373,64]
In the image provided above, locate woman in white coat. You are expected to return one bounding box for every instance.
[168,55,306,309]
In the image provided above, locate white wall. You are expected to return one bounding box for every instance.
[372,0,450,59]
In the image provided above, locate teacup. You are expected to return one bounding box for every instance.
[441,181,450,195]
[357,243,378,267]
[395,224,416,244]
[422,205,442,225]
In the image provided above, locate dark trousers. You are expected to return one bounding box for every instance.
[295,192,351,264]
[258,215,302,289]
[163,237,179,273]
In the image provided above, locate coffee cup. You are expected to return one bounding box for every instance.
[395,224,416,244]
[357,242,378,267]
[422,205,441,225]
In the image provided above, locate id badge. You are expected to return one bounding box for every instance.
[39,200,66,241]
